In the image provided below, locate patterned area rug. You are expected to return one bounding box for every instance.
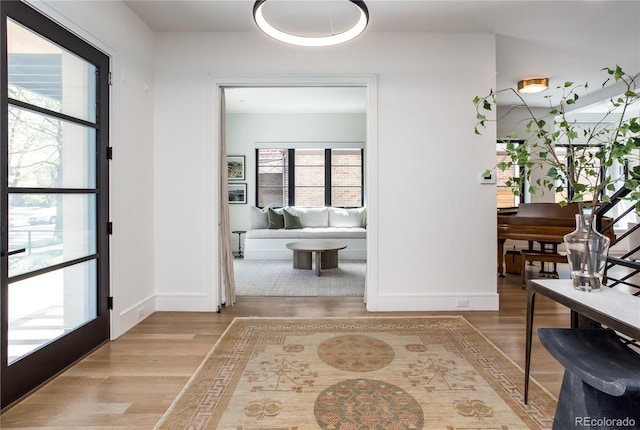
[233,259,365,296]
[155,317,556,430]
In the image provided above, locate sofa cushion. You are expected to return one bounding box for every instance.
[246,227,366,239]
[329,207,366,228]
[268,207,285,229]
[290,207,329,227]
[250,205,270,229]
[283,208,303,229]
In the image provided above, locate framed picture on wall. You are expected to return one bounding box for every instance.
[227,155,245,180]
[228,183,247,204]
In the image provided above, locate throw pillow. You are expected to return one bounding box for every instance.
[267,207,285,229]
[329,207,366,228]
[294,207,329,227]
[250,205,270,229]
[283,208,303,229]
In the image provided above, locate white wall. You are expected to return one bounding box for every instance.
[226,112,366,244]
[154,31,499,311]
[31,0,156,338]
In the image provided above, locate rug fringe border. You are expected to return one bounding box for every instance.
[153,318,244,429]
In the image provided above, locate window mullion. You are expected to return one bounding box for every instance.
[325,148,331,207]
[288,148,295,206]
[361,148,365,206]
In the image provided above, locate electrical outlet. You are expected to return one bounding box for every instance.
[456,299,469,308]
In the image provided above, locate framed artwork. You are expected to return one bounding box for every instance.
[228,183,247,204]
[227,155,245,180]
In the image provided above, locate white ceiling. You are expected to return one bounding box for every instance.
[124,0,640,114]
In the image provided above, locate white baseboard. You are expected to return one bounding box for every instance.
[155,292,217,311]
[116,294,156,338]
[368,293,499,311]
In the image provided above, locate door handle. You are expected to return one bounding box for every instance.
[2,248,26,257]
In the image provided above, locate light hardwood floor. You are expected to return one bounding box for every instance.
[0,270,570,429]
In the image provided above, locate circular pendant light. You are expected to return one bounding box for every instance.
[253,0,369,47]
[517,78,549,94]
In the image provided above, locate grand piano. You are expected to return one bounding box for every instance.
[497,202,616,276]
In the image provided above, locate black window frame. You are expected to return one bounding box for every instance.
[255,147,364,208]
[1,0,111,409]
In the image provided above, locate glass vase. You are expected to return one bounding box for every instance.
[563,214,610,292]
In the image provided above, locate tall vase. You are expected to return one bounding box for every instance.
[563,213,610,292]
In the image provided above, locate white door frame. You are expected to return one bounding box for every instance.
[208,75,379,310]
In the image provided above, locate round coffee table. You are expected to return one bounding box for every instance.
[286,240,347,276]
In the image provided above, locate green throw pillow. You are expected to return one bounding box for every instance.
[268,208,285,229]
[283,209,303,229]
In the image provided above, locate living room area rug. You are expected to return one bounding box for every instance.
[233,259,365,296]
[155,316,556,429]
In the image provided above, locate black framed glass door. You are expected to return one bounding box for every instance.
[1,0,110,409]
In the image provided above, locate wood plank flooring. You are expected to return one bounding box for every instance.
[0,270,570,429]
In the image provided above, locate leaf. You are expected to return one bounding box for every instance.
[625,179,639,190]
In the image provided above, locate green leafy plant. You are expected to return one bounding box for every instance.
[474,65,640,216]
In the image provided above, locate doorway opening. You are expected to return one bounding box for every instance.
[211,77,378,306]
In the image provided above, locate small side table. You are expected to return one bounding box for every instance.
[232,230,246,258]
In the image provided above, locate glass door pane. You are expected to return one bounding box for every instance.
[8,261,97,364]
[8,194,96,278]
[6,19,99,365]
[7,19,97,122]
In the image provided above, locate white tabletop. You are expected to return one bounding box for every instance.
[286,241,347,252]
[530,279,640,333]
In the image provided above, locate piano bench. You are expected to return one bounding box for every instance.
[521,250,568,288]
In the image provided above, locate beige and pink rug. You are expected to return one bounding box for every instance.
[155,316,556,429]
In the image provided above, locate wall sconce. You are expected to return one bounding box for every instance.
[253,0,369,47]
[517,78,549,94]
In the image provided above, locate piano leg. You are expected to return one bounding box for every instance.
[497,239,506,277]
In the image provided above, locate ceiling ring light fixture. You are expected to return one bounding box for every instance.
[517,77,549,94]
[253,0,369,47]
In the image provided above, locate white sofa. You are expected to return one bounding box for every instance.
[244,206,367,260]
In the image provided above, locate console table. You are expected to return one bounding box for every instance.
[524,279,640,404]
